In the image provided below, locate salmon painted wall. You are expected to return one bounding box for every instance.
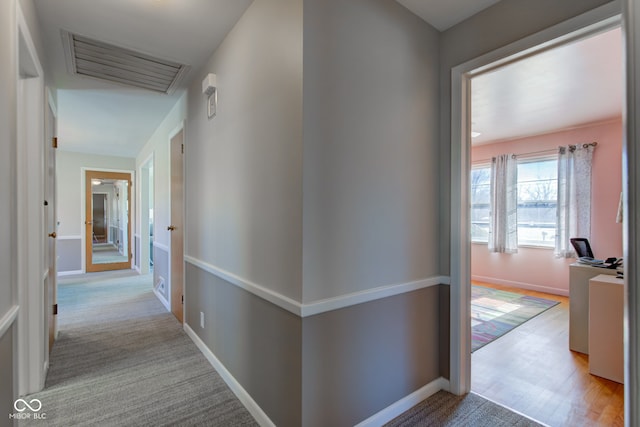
[471,119,623,295]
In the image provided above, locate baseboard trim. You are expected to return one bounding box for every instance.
[185,255,450,317]
[184,323,275,427]
[355,377,450,427]
[472,275,569,296]
[0,305,19,338]
[57,270,83,277]
[153,288,170,311]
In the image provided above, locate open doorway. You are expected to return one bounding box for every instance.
[458,20,624,427]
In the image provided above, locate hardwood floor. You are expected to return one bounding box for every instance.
[471,281,624,427]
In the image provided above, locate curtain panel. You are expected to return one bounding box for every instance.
[555,144,595,258]
[488,154,518,253]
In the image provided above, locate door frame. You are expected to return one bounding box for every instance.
[16,2,47,394]
[449,4,622,395]
[83,169,134,273]
[138,152,154,275]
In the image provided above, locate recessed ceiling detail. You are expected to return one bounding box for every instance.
[61,30,189,94]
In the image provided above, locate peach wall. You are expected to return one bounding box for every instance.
[471,119,623,295]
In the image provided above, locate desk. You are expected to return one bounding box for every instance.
[589,274,624,383]
[569,263,617,354]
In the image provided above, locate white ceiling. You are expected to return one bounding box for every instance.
[396,0,502,31]
[471,28,623,146]
[35,0,253,157]
[35,1,623,157]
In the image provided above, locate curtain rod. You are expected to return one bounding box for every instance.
[472,141,598,164]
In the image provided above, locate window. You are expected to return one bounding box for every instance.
[471,157,558,247]
[471,166,491,243]
[517,158,557,247]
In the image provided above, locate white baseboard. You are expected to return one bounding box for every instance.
[354,377,450,427]
[153,288,170,311]
[184,324,275,427]
[471,275,569,297]
[57,270,83,277]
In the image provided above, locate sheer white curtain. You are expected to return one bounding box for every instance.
[488,154,518,253]
[555,144,595,257]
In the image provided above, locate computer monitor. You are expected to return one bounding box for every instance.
[570,238,594,258]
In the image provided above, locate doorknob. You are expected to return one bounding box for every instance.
[167,225,176,231]
[48,232,57,239]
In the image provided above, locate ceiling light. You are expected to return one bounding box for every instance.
[471,131,482,138]
[92,179,102,186]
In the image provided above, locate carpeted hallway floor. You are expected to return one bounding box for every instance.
[20,270,545,426]
[21,271,257,426]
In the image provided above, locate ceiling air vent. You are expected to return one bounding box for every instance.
[61,30,189,94]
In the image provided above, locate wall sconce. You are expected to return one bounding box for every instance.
[202,73,217,119]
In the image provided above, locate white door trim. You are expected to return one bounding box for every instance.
[16,1,46,395]
[623,0,640,425]
[449,3,622,395]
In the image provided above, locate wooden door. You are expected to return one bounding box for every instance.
[170,129,184,323]
[85,170,132,272]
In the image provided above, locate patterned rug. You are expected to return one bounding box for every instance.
[471,286,559,352]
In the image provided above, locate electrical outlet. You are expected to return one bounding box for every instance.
[200,312,205,329]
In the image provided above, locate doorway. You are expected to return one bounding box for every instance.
[449,9,627,424]
[85,170,132,272]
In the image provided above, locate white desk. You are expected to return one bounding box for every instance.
[569,263,618,354]
[589,274,624,383]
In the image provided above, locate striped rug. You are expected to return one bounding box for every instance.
[471,286,560,352]
[21,271,257,426]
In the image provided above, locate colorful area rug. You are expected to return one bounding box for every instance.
[471,286,560,352]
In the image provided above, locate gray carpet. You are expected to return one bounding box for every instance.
[384,391,545,427]
[21,271,257,427]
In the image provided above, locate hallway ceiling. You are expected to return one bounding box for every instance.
[34,1,622,157]
[35,0,253,157]
[397,0,502,31]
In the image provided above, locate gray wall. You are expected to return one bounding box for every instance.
[185,263,302,427]
[0,0,17,422]
[437,0,619,274]
[153,245,169,301]
[302,0,441,302]
[182,0,448,425]
[302,285,444,427]
[0,326,15,427]
[57,238,82,272]
[185,0,303,301]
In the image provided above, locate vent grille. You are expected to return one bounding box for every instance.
[62,30,189,94]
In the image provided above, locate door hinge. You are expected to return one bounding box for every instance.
[53,304,58,315]
[181,143,184,154]
[52,137,58,149]
[182,295,184,304]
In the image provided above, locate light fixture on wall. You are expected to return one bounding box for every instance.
[202,73,217,119]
